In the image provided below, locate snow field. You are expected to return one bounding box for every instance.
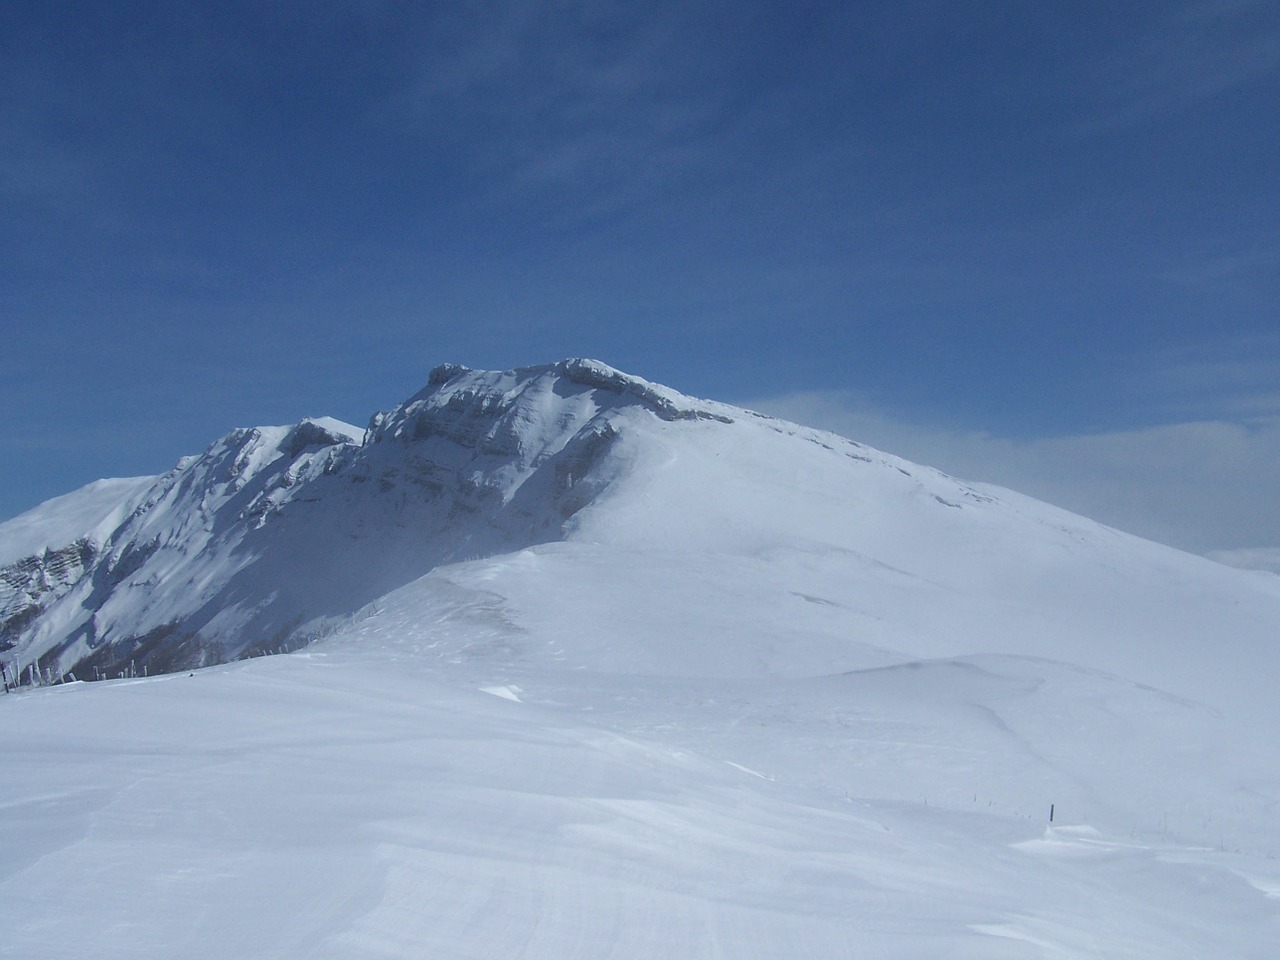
[5,643,1278,959]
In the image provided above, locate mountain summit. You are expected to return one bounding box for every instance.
[0,360,713,676]
[0,363,715,663]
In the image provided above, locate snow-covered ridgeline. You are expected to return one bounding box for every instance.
[2,357,1279,714]
[0,362,734,678]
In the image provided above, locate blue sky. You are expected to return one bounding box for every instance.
[2,1,1277,553]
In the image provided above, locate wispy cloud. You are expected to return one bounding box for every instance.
[1161,247,1280,286]
[1077,0,1280,131]
[0,125,88,202]
[375,3,738,223]
[747,389,1280,555]
[0,49,92,206]
[1138,336,1280,421]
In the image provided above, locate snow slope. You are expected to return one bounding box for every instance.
[3,624,1278,958]
[2,361,735,676]
[0,476,159,568]
[3,359,1280,957]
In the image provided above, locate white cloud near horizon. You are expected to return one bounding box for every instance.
[749,391,1280,557]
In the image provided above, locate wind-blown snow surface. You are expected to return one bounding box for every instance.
[4,360,1280,957]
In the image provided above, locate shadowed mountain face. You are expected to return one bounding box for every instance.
[0,361,735,678]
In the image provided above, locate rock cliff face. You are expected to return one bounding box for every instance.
[0,361,730,679]
[0,539,97,652]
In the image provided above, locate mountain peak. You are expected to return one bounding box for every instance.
[405,359,735,428]
[3,359,744,677]
[11,356,1273,712]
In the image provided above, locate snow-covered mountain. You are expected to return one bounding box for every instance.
[5,359,1276,705]
[1,360,732,678]
[4,359,1280,958]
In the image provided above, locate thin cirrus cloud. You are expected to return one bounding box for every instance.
[1076,0,1280,132]
[1161,248,1280,288]
[389,5,726,155]
[1144,338,1280,421]
[422,7,757,183]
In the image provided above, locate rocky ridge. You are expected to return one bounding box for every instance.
[0,361,730,679]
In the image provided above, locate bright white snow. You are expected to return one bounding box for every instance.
[2,360,1279,957]
[0,476,158,567]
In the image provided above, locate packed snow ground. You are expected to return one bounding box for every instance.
[5,543,1280,956]
[3,614,1279,959]
[4,362,1280,957]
